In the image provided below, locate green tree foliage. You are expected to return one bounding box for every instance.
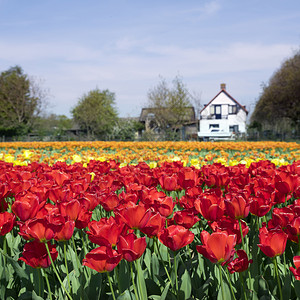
[109,118,144,141]
[147,76,194,131]
[71,88,118,139]
[0,66,45,136]
[35,114,73,139]
[146,76,197,141]
[251,49,300,129]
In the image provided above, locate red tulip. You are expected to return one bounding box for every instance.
[11,192,41,221]
[158,174,178,191]
[170,209,200,229]
[18,217,56,242]
[196,231,236,265]
[0,211,15,236]
[83,246,122,273]
[290,256,300,280]
[19,241,58,268]
[115,202,151,230]
[225,193,250,220]
[227,250,253,273]
[210,216,249,245]
[87,217,124,247]
[139,210,166,238]
[194,189,225,221]
[158,225,194,251]
[117,233,147,262]
[258,224,287,257]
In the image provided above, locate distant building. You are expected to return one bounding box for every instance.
[139,106,198,140]
[198,84,248,141]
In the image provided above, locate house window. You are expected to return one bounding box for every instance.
[228,105,237,114]
[210,106,214,115]
[229,125,239,133]
[209,124,219,129]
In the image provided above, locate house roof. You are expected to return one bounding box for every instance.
[139,106,196,122]
[200,88,249,114]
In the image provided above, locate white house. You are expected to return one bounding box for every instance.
[198,84,248,141]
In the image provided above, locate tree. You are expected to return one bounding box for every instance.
[250,49,300,134]
[35,114,72,140]
[71,88,118,139]
[146,76,196,138]
[0,65,47,136]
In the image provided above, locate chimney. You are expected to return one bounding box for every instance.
[220,83,226,90]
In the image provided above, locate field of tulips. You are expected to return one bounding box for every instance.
[0,141,299,299]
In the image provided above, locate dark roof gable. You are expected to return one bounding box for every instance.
[200,89,248,115]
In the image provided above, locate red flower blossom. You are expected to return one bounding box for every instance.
[210,216,249,244]
[83,246,122,273]
[158,174,178,191]
[170,209,200,229]
[157,225,194,251]
[18,216,57,242]
[258,224,287,257]
[225,192,250,220]
[194,189,225,221]
[115,202,151,230]
[19,241,58,269]
[117,233,147,262]
[11,192,42,221]
[139,210,166,238]
[0,211,15,236]
[290,256,300,280]
[87,216,124,247]
[227,250,253,273]
[196,231,236,265]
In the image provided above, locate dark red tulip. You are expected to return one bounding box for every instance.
[227,250,253,273]
[290,256,300,280]
[196,230,236,265]
[171,209,200,229]
[83,246,122,273]
[19,241,58,268]
[117,233,147,262]
[157,225,194,251]
[0,211,15,236]
[139,210,166,238]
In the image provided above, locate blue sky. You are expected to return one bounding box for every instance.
[0,0,299,118]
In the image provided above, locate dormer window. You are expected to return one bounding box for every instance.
[228,105,237,114]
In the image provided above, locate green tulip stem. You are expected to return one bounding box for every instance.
[174,253,179,299]
[107,272,116,300]
[130,262,139,300]
[218,264,225,300]
[273,257,283,300]
[238,219,246,253]
[225,268,237,300]
[154,238,174,289]
[43,269,52,300]
[45,242,72,300]
[64,242,72,294]
[71,235,80,270]
[239,272,247,300]
[38,267,42,297]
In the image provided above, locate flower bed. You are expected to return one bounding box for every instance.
[0,142,299,299]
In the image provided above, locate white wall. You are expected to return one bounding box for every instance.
[199,91,247,134]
